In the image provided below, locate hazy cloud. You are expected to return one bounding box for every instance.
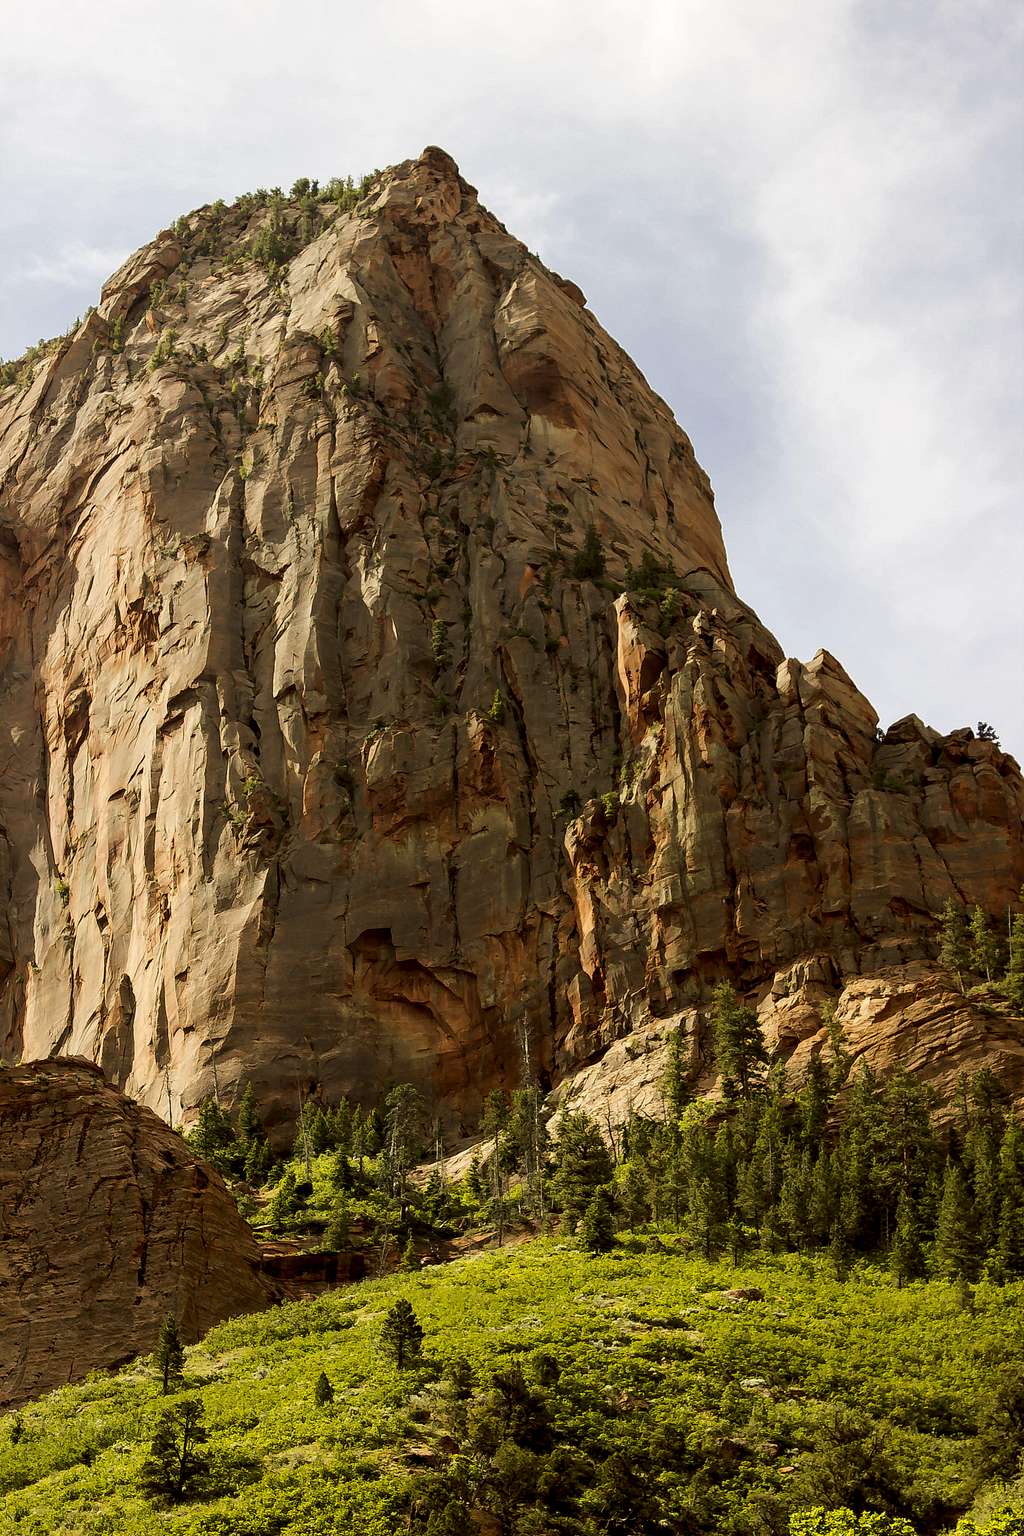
[1,0,1020,751]
[19,241,130,288]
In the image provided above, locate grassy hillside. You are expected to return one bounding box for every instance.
[1,1238,1022,1536]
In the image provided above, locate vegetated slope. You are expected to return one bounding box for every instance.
[0,1239,1020,1536]
[0,148,1020,1136]
[0,1059,277,1408]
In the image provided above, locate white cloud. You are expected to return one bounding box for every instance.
[0,0,1020,751]
[19,241,130,288]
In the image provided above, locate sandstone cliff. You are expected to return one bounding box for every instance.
[0,147,1021,1132]
[0,1058,276,1406]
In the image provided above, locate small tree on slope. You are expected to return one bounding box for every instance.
[380,1298,424,1370]
[139,1398,208,1504]
[154,1314,184,1395]
[581,1186,616,1254]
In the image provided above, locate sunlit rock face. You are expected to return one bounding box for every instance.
[0,147,1021,1134]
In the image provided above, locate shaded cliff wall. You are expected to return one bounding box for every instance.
[0,1058,276,1406]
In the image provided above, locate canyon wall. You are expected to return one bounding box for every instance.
[0,147,1021,1132]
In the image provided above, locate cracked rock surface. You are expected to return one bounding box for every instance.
[0,146,1021,1135]
[0,1058,275,1406]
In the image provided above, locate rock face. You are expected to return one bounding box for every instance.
[0,1058,276,1406]
[0,146,1021,1132]
[549,962,1024,1132]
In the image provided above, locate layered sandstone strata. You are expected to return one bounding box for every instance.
[0,1058,276,1406]
[0,147,1020,1133]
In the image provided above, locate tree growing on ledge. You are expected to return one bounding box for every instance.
[570,524,604,580]
[938,898,971,993]
[1002,909,1024,1010]
[969,905,1001,983]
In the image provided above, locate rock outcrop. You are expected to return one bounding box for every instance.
[548,962,1024,1132]
[0,1058,276,1406]
[0,147,1021,1133]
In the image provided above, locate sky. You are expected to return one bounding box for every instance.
[3,0,1022,755]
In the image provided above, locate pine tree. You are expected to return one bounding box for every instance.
[836,1130,871,1250]
[737,1100,785,1232]
[243,1136,273,1186]
[550,1112,614,1226]
[1001,911,1024,1011]
[506,1083,548,1223]
[874,1068,938,1239]
[351,1106,367,1174]
[890,1189,925,1287]
[807,1150,835,1246]
[479,1089,511,1243]
[139,1398,208,1503]
[479,1087,509,1139]
[967,1134,1001,1259]
[313,1370,334,1407]
[797,1054,831,1147]
[778,1146,812,1251]
[828,1220,851,1281]
[186,1097,235,1169]
[709,982,769,1100]
[465,1155,487,1207]
[331,1097,353,1158]
[267,1169,297,1232]
[383,1083,427,1207]
[323,1198,351,1252]
[726,1216,747,1266]
[822,997,851,1090]
[994,1119,1024,1278]
[423,1168,446,1223]
[402,1233,418,1270]
[934,1162,977,1282]
[329,1147,353,1191]
[292,1102,313,1177]
[154,1314,184,1395]
[938,898,971,992]
[571,524,605,580]
[237,1080,263,1144]
[837,1065,886,1247]
[580,1186,616,1253]
[307,1105,332,1155]
[662,1022,691,1120]
[969,905,1000,983]
[619,1163,650,1230]
[684,1127,726,1260]
[380,1299,424,1369]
